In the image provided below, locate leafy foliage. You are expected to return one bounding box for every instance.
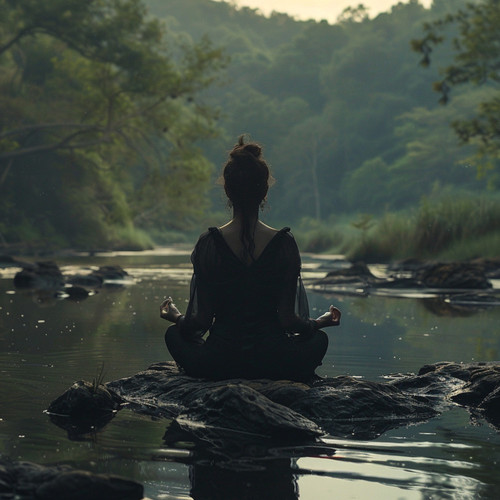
[412,0,500,172]
[1,0,498,254]
[0,0,226,248]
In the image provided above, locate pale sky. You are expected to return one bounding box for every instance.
[217,0,433,23]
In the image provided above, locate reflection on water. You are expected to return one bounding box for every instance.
[1,250,500,499]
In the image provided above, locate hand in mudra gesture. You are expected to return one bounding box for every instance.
[315,305,341,329]
[160,297,182,323]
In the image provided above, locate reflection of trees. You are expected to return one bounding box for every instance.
[421,297,481,318]
[328,293,500,369]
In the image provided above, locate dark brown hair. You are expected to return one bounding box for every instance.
[223,135,270,261]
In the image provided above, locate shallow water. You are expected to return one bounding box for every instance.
[1,249,500,499]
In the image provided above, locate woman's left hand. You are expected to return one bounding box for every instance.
[160,297,182,323]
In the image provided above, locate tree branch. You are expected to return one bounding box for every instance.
[0,26,34,56]
[0,133,112,161]
[0,123,105,140]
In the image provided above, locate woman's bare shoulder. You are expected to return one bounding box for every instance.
[257,221,279,234]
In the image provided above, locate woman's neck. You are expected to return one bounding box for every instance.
[231,209,258,227]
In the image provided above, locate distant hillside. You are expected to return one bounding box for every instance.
[145,0,485,223]
[144,0,310,51]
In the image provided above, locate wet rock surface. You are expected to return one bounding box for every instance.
[0,457,143,500]
[47,380,123,437]
[416,262,492,289]
[107,362,438,441]
[46,361,500,443]
[314,260,495,292]
[312,261,500,314]
[39,361,500,493]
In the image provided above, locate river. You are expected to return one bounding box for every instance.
[1,248,499,499]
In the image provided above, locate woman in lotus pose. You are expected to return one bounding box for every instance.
[160,136,340,382]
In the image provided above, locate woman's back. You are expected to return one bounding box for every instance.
[219,220,278,265]
[194,226,299,342]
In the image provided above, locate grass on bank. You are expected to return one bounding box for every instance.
[344,196,500,262]
[288,195,500,261]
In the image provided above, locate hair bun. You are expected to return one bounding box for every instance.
[230,134,262,160]
[242,143,262,158]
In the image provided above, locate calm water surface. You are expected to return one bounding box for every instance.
[1,249,500,499]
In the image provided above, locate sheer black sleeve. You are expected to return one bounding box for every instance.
[177,233,215,338]
[277,231,319,337]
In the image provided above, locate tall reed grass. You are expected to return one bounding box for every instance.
[346,196,500,261]
[293,217,344,253]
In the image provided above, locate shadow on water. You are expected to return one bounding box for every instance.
[162,424,313,500]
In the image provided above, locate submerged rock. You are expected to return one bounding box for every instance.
[0,458,143,500]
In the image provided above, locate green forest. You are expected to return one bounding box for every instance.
[1,0,500,260]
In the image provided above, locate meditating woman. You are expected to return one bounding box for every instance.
[160,136,340,382]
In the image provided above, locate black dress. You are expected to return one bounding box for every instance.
[164,227,328,381]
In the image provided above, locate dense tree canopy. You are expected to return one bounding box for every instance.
[0,0,226,248]
[1,0,496,250]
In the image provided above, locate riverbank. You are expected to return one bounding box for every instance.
[293,195,500,263]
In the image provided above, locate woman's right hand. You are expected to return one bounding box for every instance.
[315,305,341,328]
[160,297,182,323]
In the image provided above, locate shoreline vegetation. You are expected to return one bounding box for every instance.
[294,195,500,263]
[3,195,500,263]
[1,1,499,264]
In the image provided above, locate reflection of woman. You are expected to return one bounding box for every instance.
[160,136,340,382]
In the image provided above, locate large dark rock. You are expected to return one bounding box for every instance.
[315,261,493,293]
[174,383,322,441]
[0,458,143,500]
[324,261,380,284]
[13,261,64,290]
[49,361,500,445]
[416,262,491,289]
[105,362,448,440]
[469,257,500,279]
